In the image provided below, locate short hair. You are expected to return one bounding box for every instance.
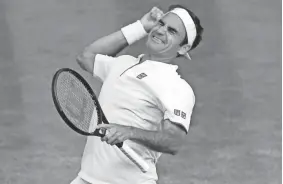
[168,4,203,51]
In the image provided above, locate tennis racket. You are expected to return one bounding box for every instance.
[51,68,149,173]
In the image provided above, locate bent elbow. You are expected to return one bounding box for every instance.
[76,53,94,73]
[76,55,86,70]
[168,146,182,155]
[76,49,97,74]
[76,55,81,64]
[169,149,179,155]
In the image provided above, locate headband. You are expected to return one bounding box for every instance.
[170,8,197,47]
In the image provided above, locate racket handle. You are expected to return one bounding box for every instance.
[118,143,149,173]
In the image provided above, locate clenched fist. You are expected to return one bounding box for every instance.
[97,124,135,145]
[140,7,164,33]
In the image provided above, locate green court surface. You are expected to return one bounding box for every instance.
[0,0,281,183]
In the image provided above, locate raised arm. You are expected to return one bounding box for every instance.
[76,31,128,73]
[76,7,164,74]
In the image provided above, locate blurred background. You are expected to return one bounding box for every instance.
[0,0,281,183]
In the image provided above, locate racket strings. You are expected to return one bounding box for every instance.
[56,73,99,133]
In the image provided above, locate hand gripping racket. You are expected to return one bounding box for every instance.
[51,68,149,173]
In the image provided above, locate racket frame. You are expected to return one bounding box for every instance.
[52,68,104,136]
[51,68,149,172]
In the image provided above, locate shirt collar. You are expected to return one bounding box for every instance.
[137,54,179,71]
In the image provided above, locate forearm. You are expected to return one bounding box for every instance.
[130,127,183,155]
[83,31,128,57]
[79,6,161,58]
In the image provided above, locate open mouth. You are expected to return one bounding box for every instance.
[151,35,164,44]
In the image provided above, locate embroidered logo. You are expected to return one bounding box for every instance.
[174,109,181,116]
[181,112,186,119]
[137,73,147,79]
[174,109,187,119]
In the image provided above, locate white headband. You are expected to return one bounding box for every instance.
[170,8,197,47]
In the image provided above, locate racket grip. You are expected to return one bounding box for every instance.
[119,143,149,173]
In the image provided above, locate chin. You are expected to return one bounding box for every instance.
[146,40,164,54]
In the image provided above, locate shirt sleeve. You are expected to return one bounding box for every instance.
[161,81,195,133]
[93,54,116,81]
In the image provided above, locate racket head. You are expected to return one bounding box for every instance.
[52,68,104,136]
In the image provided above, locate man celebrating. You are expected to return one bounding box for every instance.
[72,4,203,184]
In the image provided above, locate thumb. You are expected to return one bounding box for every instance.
[96,124,112,129]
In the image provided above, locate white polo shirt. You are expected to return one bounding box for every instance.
[78,54,195,184]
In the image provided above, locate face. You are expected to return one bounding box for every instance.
[146,13,187,58]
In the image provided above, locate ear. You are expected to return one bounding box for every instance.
[177,44,191,56]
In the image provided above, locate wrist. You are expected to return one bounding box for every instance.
[140,19,151,33]
[129,126,137,140]
[121,20,148,45]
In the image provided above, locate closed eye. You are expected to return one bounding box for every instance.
[158,20,165,26]
[168,27,177,35]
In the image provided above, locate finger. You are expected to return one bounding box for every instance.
[151,6,158,12]
[151,7,164,17]
[107,132,121,145]
[156,10,164,20]
[112,139,122,146]
[101,129,114,142]
[112,136,126,145]
[96,124,112,129]
[101,134,108,142]
[151,11,163,21]
[151,7,163,13]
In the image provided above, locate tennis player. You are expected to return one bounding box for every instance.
[71,4,203,184]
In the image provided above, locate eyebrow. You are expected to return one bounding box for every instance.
[159,19,180,35]
[159,19,179,34]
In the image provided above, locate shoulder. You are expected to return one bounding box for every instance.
[163,72,195,101]
[96,54,138,62]
[162,69,194,94]
[154,73,195,104]
[112,54,139,66]
[117,54,138,61]
[174,76,195,100]
[117,54,137,60]
[176,76,194,95]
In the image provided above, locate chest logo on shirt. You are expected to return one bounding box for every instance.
[137,73,147,79]
[174,109,187,119]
